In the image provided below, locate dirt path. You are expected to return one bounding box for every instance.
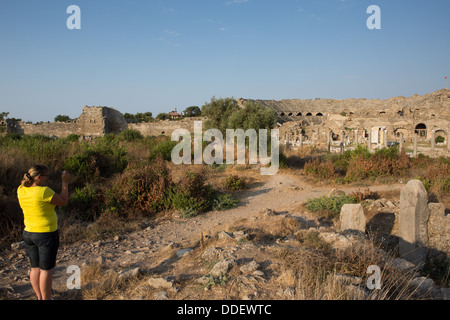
[1,171,404,300]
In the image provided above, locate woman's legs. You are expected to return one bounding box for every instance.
[30,268,42,300]
[39,269,54,300]
[23,231,59,300]
[29,268,54,300]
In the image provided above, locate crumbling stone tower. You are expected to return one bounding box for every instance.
[77,106,128,137]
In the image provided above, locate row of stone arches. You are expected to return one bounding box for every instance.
[395,124,448,144]
[279,112,324,117]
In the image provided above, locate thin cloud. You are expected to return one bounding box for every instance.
[163,29,181,37]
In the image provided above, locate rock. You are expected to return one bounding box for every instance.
[252,271,265,277]
[218,231,234,240]
[319,232,352,249]
[118,267,141,280]
[240,260,260,274]
[283,288,295,297]
[373,199,384,208]
[409,277,440,298]
[233,231,249,241]
[328,189,346,197]
[176,248,192,258]
[339,204,366,233]
[202,247,224,262]
[427,202,450,254]
[392,258,417,272]
[195,276,211,286]
[384,200,396,208]
[148,277,174,290]
[154,291,169,300]
[399,180,430,267]
[441,288,450,300]
[210,259,234,277]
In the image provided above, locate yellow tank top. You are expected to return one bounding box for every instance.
[17,185,58,233]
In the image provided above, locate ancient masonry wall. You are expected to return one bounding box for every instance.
[128,118,202,137]
[9,106,129,138]
[5,90,450,149]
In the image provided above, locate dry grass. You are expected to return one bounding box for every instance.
[275,239,424,300]
[68,209,434,301]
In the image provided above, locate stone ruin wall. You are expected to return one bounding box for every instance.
[8,106,128,138]
[7,105,200,139]
[241,89,450,153]
[128,117,202,137]
[5,89,450,155]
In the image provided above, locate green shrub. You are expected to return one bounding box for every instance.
[106,157,172,216]
[435,136,445,144]
[64,145,127,184]
[305,194,357,219]
[149,140,178,161]
[169,170,215,212]
[64,134,81,142]
[118,129,143,142]
[278,150,288,169]
[68,184,99,221]
[224,175,246,190]
[212,193,238,211]
[304,159,337,180]
[169,191,209,217]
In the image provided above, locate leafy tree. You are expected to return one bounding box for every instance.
[54,115,72,122]
[156,113,170,121]
[201,97,276,135]
[0,112,10,133]
[183,106,202,117]
[0,112,9,121]
[227,101,277,131]
[124,112,153,123]
[201,97,240,133]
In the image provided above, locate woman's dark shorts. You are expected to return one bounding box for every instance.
[22,230,59,271]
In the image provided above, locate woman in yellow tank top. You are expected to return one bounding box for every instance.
[17,165,70,300]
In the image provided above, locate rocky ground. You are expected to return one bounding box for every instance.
[0,170,448,300]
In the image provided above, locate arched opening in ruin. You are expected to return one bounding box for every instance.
[379,111,386,116]
[398,110,404,116]
[288,113,293,116]
[415,123,427,138]
[280,112,285,116]
[394,128,408,140]
[434,130,448,145]
[316,113,323,116]
[296,112,302,116]
[331,131,340,141]
[306,113,312,116]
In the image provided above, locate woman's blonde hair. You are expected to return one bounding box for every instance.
[21,165,49,187]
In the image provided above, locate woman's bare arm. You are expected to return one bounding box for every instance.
[50,171,70,206]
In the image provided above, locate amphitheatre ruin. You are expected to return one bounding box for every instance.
[5,88,450,155]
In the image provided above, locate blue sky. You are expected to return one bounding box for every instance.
[0,0,449,122]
